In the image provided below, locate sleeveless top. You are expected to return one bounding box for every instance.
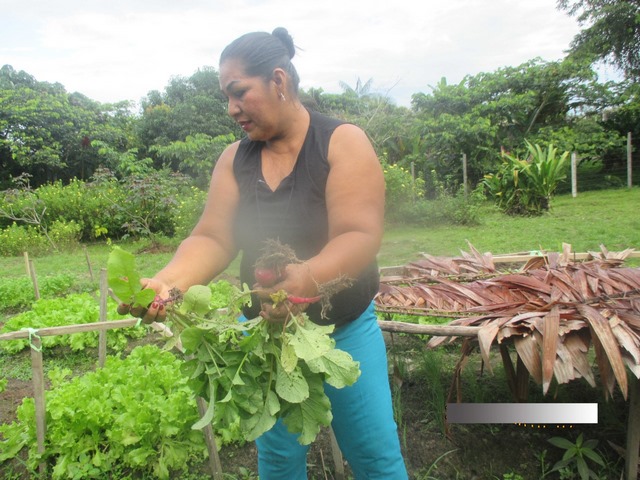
[232,110,379,327]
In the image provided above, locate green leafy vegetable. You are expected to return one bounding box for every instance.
[107,246,156,307]
[106,248,361,446]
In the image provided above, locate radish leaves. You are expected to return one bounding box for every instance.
[107,246,156,307]
[107,248,361,445]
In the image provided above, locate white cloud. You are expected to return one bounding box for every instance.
[0,0,581,107]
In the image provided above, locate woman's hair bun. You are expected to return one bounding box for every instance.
[272,27,296,59]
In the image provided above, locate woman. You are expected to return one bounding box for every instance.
[137,27,408,479]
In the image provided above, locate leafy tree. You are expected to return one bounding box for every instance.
[410,59,605,187]
[0,65,138,186]
[301,84,415,165]
[137,67,240,156]
[558,0,640,80]
[150,133,235,188]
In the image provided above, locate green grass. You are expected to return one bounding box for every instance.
[379,188,640,267]
[0,188,638,283]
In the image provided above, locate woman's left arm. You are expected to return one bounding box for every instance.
[305,123,385,286]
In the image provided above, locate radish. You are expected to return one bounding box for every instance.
[254,267,281,287]
[287,295,322,305]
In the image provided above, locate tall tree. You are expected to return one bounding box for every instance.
[0,65,137,186]
[410,58,616,186]
[558,0,640,80]
[137,67,240,156]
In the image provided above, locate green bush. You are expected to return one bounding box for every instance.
[172,186,207,239]
[0,220,82,257]
[36,178,126,241]
[0,223,48,256]
[382,160,424,220]
[386,166,485,226]
[48,220,82,251]
[483,142,569,216]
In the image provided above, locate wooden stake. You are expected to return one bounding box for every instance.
[378,320,479,337]
[98,269,108,368]
[84,245,94,282]
[328,426,345,480]
[29,259,40,300]
[197,397,224,479]
[628,132,633,189]
[571,152,577,198]
[626,374,640,480]
[29,334,47,476]
[23,251,30,277]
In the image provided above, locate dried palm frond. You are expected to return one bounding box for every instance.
[376,244,640,400]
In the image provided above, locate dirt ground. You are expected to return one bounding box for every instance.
[0,333,630,479]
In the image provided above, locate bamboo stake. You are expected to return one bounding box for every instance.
[29,259,40,300]
[29,334,47,476]
[98,269,108,368]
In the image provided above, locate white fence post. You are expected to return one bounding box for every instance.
[628,132,633,189]
[571,152,578,198]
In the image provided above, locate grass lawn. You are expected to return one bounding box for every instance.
[379,188,640,267]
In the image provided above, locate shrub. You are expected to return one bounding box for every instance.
[172,186,207,239]
[483,142,569,216]
[382,160,425,223]
[386,166,485,226]
[48,220,82,252]
[0,223,48,256]
[37,177,126,242]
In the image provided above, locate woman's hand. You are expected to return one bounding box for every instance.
[255,262,318,323]
[118,277,173,324]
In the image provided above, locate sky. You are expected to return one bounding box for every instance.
[1,0,584,108]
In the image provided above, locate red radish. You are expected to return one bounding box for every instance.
[116,303,131,315]
[287,295,322,305]
[254,268,280,287]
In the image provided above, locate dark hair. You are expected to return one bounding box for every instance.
[220,27,300,93]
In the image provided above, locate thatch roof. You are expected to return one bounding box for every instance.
[375,244,640,400]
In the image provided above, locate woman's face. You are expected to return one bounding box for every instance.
[219,59,281,141]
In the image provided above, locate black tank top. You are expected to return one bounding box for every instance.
[232,110,379,326]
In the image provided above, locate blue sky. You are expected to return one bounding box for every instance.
[1,0,583,107]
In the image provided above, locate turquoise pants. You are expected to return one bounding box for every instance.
[254,302,408,479]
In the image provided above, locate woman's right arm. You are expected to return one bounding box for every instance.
[139,142,241,321]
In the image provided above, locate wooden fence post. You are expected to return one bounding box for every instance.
[628,132,633,189]
[571,152,578,198]
[23,251,30,277]
[626,374,640,480]
[462,153,468,197]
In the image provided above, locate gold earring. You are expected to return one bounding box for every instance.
[279,92,286,101]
